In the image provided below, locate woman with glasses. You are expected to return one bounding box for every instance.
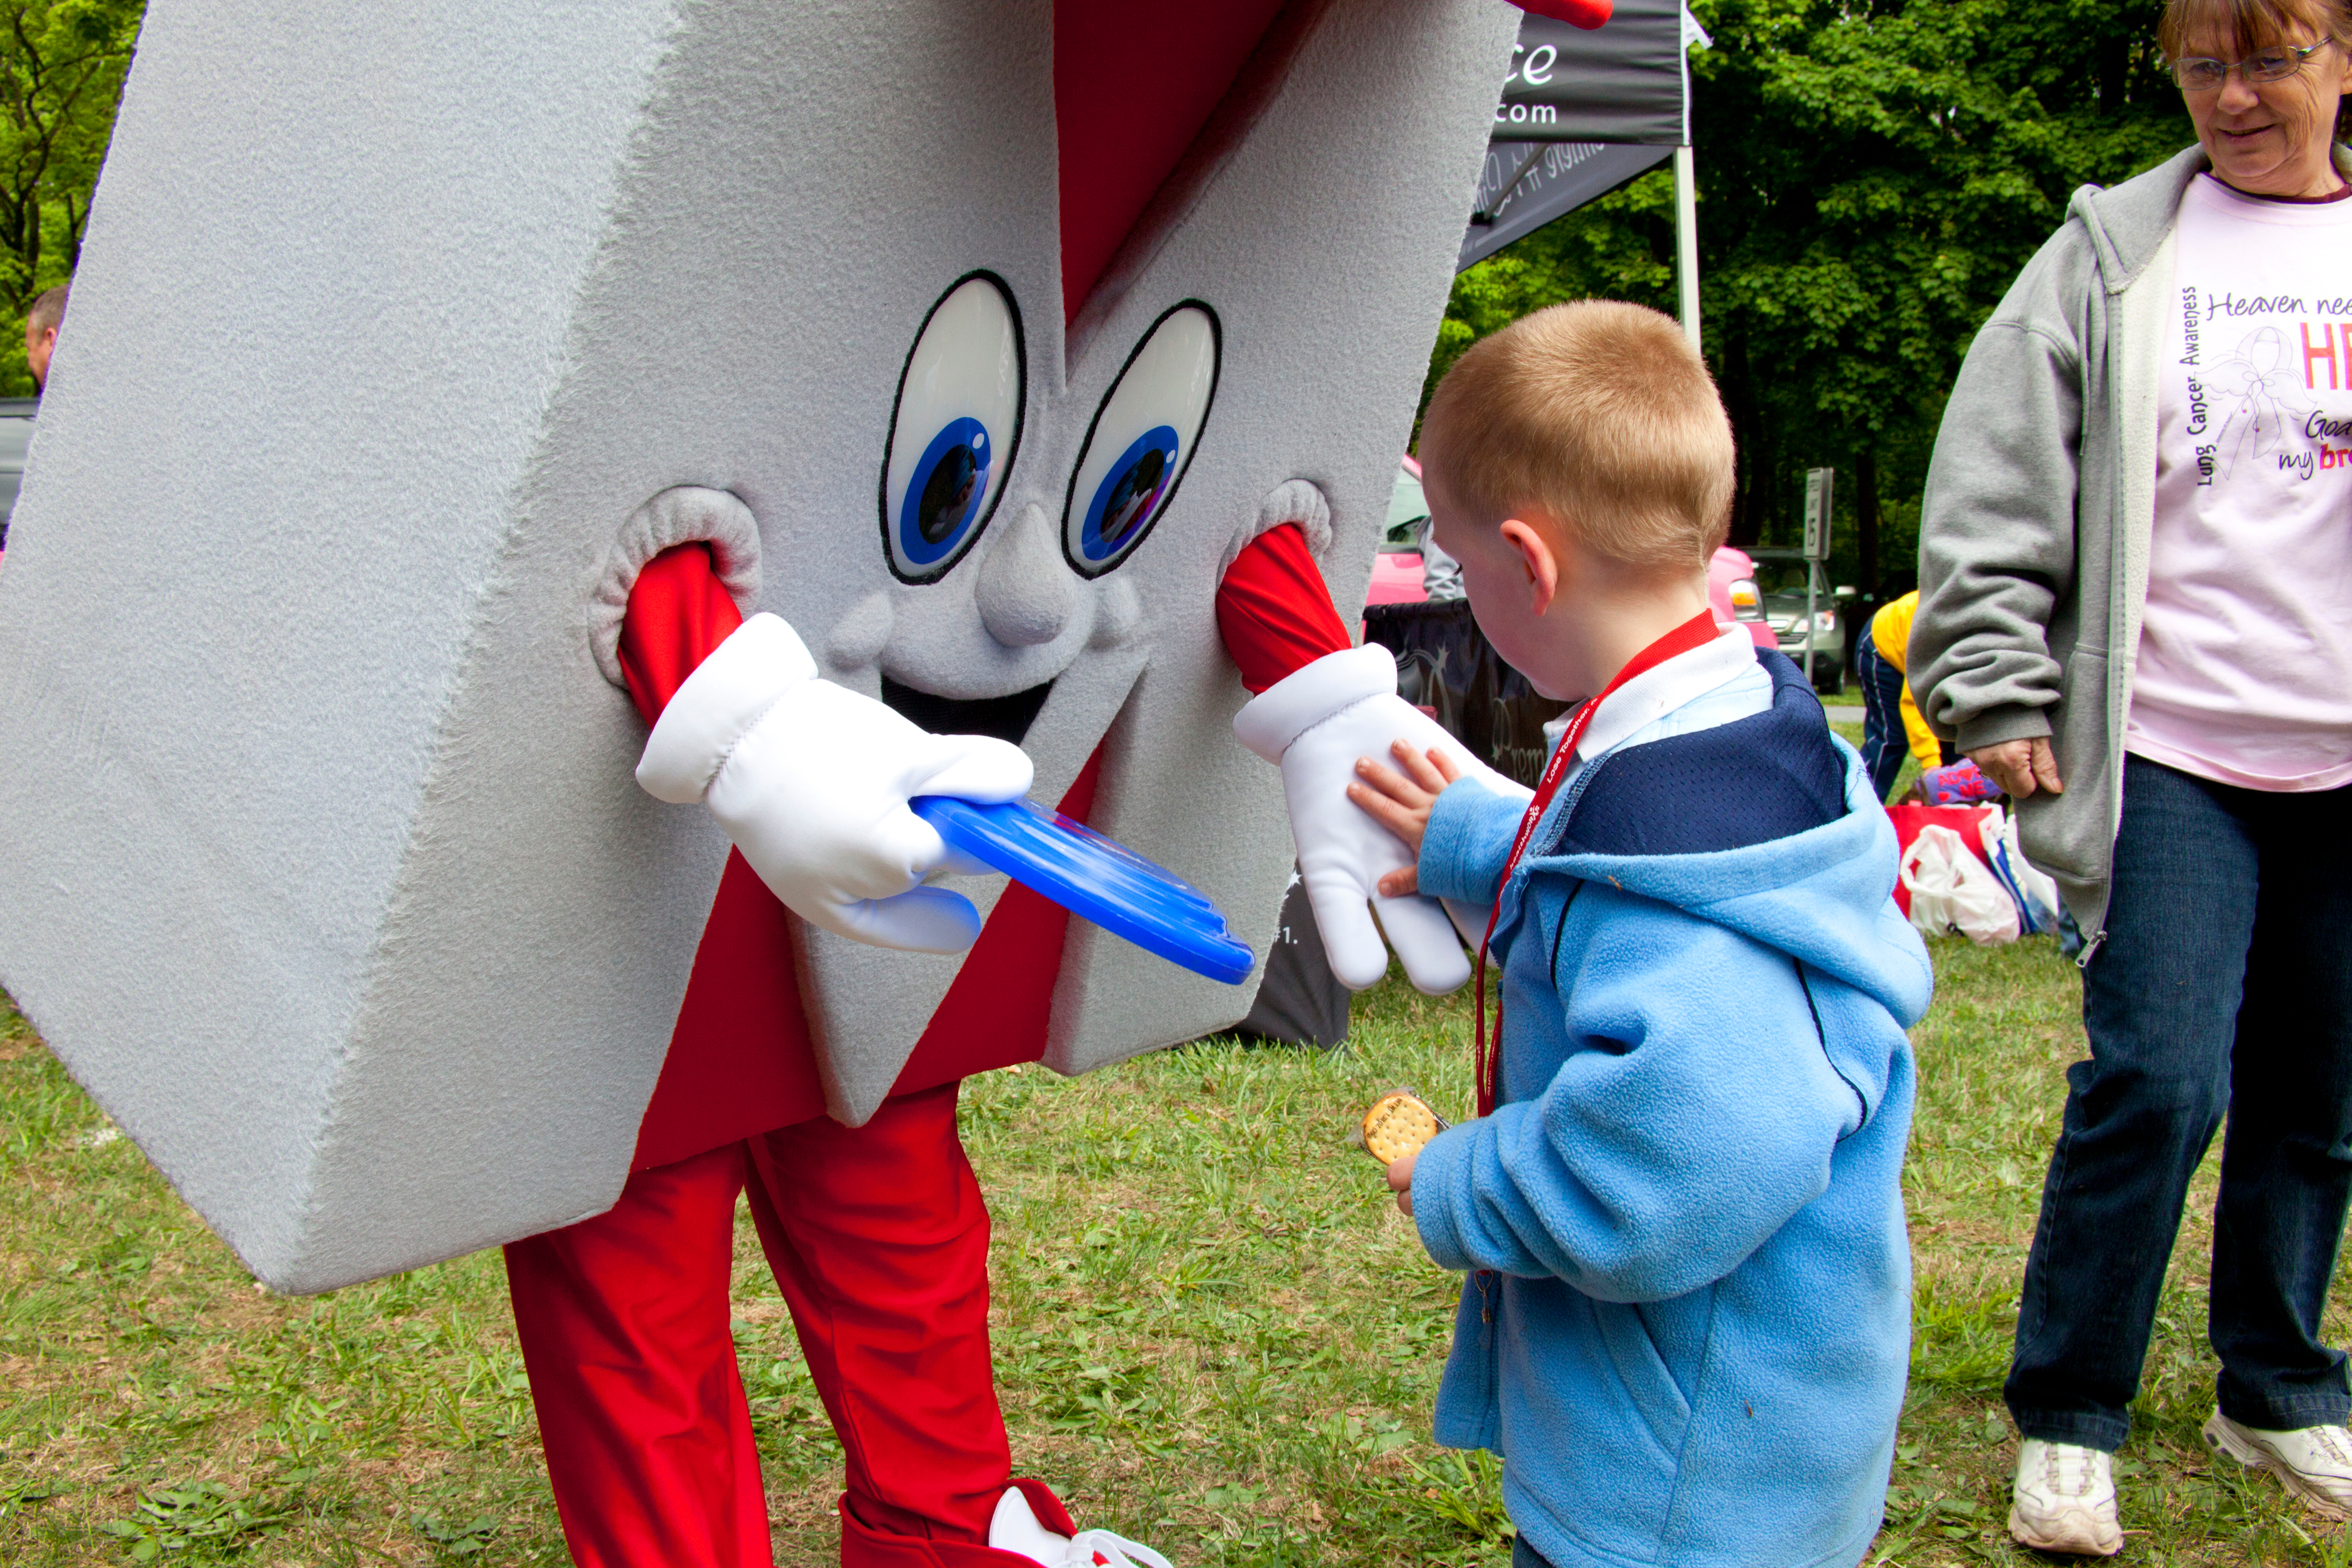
[1910,0,2352,1553]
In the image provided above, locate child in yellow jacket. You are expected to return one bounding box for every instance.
[1856,591,1941,800]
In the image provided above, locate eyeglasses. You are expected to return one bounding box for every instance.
[2168,38,2333,91]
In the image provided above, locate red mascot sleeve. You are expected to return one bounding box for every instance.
[617,543,744,725]
[1214,521,1354,693]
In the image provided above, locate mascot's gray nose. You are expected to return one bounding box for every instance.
[975,501,1077,648]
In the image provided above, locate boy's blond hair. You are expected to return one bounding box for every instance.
[1419,299,1735,576]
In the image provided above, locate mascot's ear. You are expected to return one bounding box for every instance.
[1060,301,1219,579]
[1511,0,1613,28]
[880,272,1027,585]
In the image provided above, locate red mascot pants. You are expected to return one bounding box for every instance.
[504,1082,1009,1568]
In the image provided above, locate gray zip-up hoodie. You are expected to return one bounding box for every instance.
[1909,142,2352,944]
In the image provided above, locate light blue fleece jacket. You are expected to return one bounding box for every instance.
[1410,649,1933,1568]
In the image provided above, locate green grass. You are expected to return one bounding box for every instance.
[5,931,2349,1564]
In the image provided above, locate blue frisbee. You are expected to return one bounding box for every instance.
[911,794,1255,985]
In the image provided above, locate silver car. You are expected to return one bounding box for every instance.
[0,397,34,552]
[1743,547,1854,694]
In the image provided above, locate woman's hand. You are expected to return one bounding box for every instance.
[1345,741,1463,897]
[1968,738,2064,800]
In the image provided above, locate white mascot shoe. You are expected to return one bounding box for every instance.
[2007,1438,2122,1556]
[1234,645,1531,994]
[2203,1409,2352,1519]
[989,1485,1174,1568]
[636,612,1034,954]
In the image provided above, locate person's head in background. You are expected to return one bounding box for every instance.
[2161,0,2351,199]
[1415,298,1736,703]
[25,282,67,391]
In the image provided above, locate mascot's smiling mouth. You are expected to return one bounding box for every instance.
[881,676,1055,746]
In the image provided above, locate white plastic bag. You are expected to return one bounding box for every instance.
[1901,824,2021,944]
[1974,805,2064,935]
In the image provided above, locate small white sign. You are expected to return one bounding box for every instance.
[1802,467,1835,562]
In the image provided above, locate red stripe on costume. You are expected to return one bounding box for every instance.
[888,746,1104,1097]
[1053,0,1287,323]
[631,753,1106,1167]
[630,850,826,1170]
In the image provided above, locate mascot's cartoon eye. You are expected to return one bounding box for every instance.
[881,273,1026,583]
[1061,303,1219,578]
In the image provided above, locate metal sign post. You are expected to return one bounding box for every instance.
[1801,467,1833,685]
[1673,144,1699,349]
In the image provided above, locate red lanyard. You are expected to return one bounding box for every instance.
[1469,609,1721,1116]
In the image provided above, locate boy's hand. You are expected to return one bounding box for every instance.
[1234,652,1511,994]
[1346,741,1463,897]
[1386,1150,1417,1216]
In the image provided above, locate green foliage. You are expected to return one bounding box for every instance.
[1425,0,2188,592]
[414,1509,503,1557]
[0,0,142,394]
[1423,165,1681,408]
[96,1480,293,1561]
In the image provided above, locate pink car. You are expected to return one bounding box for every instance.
[1368,455,1434,606]
[1365,550,1428,605]
[1711,545,1777,648]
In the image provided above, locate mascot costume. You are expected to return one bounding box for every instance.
[0,0,1603,1562]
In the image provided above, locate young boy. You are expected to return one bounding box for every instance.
[1351,300,1933,1568]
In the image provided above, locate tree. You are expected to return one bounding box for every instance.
[0,0,142,394]
[1422,0,2186,597]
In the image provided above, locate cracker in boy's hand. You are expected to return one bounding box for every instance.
[1357,1090,1448,1163]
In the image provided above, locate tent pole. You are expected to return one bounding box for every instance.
[1673,144,1700,350]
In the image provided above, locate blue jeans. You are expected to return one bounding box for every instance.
[2006,755,2352,1449]
[1855,630,1909,801]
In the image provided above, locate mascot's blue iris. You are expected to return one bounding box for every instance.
[1077,425,1179,564]
[899,417,992,567]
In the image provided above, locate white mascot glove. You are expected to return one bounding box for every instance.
[1235,645,1531,995]
[636,613,1034,953]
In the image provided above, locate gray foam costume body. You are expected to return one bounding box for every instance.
[0,0,1515,1292]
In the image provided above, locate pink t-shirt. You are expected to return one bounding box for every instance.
[2131,174,2352,792]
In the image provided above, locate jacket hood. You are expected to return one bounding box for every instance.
[1514,655,1933,1028]
[2071,142,2352,292]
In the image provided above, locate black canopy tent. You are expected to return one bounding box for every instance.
[1460,0,1706,340]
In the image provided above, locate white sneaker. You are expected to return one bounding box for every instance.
[988,1486,1175,1568]
[2007,1438,2123,1557]
[2203,1410,2352,1520]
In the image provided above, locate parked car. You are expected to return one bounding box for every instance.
[1368,455,1433,606]
[0,398,34,553]
[1743,546,1854,693]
